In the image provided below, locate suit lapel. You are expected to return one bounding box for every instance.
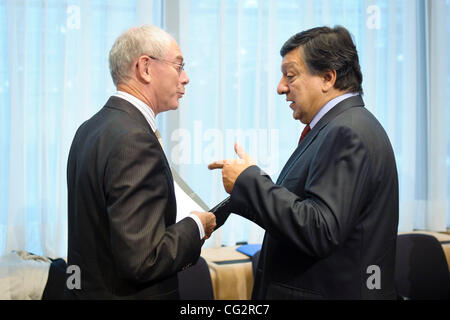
[277,95,365,184]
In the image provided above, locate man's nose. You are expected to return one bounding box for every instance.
[277,78,288,95]
[180,70,189,85]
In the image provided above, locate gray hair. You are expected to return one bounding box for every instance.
[109,25,172,87]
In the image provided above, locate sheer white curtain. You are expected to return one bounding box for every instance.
[167,0,450,247]
[0,0,163,257]
[1,0,449,256]
[426,0,449,231]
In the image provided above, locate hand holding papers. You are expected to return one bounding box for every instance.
[172,168,216,240]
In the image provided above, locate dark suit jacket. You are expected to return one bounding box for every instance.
[65,96,201,299]
[228,95,399,299]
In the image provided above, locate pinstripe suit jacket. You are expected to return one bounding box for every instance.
[65,96,201,299]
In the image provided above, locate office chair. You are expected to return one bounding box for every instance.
[395,233,450,300]
[251,250,261,277]
[178,256,214,300]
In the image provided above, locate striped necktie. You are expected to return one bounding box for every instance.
[154,129,164,150]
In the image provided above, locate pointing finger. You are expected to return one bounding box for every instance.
[208,161,225,170]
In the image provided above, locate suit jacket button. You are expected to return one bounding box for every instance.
[182,263,191,271]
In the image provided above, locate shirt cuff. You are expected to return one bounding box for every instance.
[188,214,205,240]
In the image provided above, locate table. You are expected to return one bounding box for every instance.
[201,246,254,300]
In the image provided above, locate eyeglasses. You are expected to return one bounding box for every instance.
[148,55,185,75]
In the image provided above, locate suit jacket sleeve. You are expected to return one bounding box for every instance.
[104,129,201,283]
[229,125,372,258]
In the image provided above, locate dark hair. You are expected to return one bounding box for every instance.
[280,26,363,94]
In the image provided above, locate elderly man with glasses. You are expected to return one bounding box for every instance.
[65,25,216,300]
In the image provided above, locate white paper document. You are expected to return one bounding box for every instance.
[172,168,209,222]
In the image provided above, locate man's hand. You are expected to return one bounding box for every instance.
[191,211,216,241]
[208,142,256,194]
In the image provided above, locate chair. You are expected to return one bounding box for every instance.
[395,233,450,300]
[42,258,68,300]
[178,256,214,300]
[251,250,260,277]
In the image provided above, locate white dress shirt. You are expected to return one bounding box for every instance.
[112,91,205,239]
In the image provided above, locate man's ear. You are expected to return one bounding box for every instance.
[135,55,152,84]
[321,69,337,92]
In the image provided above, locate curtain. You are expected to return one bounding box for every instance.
[1,0,449,255]
[0,0,163,257]
[170,0,450,247]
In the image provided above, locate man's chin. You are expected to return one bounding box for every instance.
[159,104,179,113]
[293,112,308,124]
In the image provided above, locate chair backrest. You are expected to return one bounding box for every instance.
[42,258,68,300]
[395,233,450,300]
[251,250,261,277]
[178,256,214,300]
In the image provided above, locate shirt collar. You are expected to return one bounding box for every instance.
[113,91,157,132]
[309,92,359,129]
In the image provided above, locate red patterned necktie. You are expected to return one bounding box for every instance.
[299,124,311,145]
